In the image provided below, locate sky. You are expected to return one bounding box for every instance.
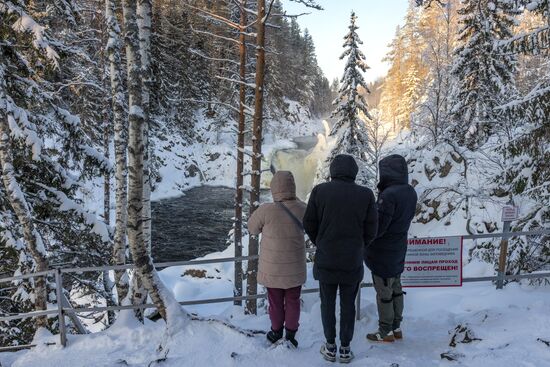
[284,0,410,83]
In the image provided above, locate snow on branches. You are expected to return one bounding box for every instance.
[328,11,375,185]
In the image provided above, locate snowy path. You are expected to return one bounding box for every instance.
[3,282,550,367]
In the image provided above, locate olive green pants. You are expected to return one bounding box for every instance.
[372,273,404,335]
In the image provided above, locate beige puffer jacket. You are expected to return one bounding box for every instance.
[248,171,307,289]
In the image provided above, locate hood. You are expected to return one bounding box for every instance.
[270,171,296,202]
[377,154,409,191]
[329,154,358,181]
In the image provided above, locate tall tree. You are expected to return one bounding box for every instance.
[0,65,49,329]
[380,26,406,131]
[329,11,375,185]
[246,0,267,316]
[492,0,550,273]
[245,0,322,315]
[131,0,153,317]
[0,0,109,344]
[122,0,184,325]
[416,0,459,145]
[106,0,129,305]
[233,0,248,307]
[449,0,518,149]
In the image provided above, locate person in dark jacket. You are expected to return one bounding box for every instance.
[303,154,378,363]
[365,154,417,343]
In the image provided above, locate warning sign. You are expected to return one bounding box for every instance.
[402,236,463,287]
[501,205,519,222]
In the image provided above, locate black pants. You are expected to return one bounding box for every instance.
[319,281,360,347]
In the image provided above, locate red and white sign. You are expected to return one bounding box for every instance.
[402,236,463,287]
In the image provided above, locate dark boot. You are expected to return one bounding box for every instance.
[285,328,298,348]
[266,328,283,344]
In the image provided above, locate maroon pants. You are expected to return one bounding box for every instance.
[267,286,301,331]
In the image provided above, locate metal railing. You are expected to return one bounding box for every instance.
[0,229,549,351]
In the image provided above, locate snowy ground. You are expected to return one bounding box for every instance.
[2,282,549,366]
[2,239,550,367]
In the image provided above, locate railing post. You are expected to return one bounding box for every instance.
[497,221,512,290]
[355,283,361,320]
[234,255,242,307]
[55,268,67,347]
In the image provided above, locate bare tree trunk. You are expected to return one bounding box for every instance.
[138,0,152,256]
[106,0,129,304]
[123,0,184,325]
[233,0,247,307]
[246,0,266,315]
[0,66,49,328]
[130,0,153,319]
[102,63,116,325]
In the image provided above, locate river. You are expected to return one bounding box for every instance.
[151,135,321,263]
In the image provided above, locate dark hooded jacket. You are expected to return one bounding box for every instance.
[364,154,418,279]
[303,155,378,284]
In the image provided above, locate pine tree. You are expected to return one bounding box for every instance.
[416,0,459,145]
[449,0,518,149]
[492,0,550,273]
[329,11,375,185]
[246,0,268,316]
[0,0,110,345]
[380,26,407,131]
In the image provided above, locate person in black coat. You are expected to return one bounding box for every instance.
[303,154,378,362]
[364,154,417,343]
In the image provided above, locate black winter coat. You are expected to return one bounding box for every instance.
[365,154,418,279]
[304,155,378,284]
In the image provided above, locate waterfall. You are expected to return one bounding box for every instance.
[269,121,331,201]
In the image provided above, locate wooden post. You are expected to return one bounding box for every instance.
[496,220,511,290]
[497,203,518,289]
[55,269,67,347]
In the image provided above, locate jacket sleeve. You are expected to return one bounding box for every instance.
[363,190,378,246]
[375,190,396,239]
[248,205,265,235]
[303,187,319,245]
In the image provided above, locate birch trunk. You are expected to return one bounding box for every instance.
[103,125,111,226]
[233,0,247,307]
[106,0,129,304]
[137,0,152,256]
[246,0,266,315]
[0,66,49,328]
[122,0,183,324]
[131,0,153,317]
[102,68,116,324]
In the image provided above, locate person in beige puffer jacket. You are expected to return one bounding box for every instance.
[248,170,307,348]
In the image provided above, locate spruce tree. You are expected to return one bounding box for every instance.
[329,11,375,185]
[449,0,518,149]
[0,0,110,345]
[493,0,550,273]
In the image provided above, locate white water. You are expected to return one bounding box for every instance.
[270,121,332,201]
